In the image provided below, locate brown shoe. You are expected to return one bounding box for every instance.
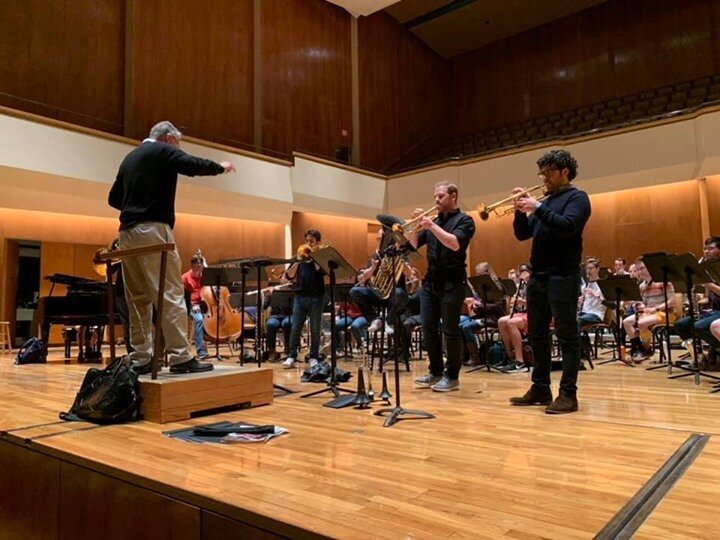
[545,393,579,414]
[509,385,553,406]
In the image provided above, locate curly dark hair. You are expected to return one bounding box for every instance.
[537,149,578,180]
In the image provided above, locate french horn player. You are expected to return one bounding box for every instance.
[349,226,415,339]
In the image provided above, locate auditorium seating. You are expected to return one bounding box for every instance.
[425,74,720,165]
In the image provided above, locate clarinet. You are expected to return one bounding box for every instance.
[510,279,525,316]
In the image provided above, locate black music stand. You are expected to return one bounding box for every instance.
[596,276,640,367]
[373,244,435,427]
[666,254,720,385]
[500,279,517,299]
[201,267,247,362]
[301,246,356,404]
[642,252,684,374]
[266,288,294,360]
[465,274,507,374]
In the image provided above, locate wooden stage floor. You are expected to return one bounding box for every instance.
[1,347,720,539]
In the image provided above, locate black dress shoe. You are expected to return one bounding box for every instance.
[131,362,160,375]
[169,358,214,374]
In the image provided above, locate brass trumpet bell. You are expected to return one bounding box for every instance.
[391,206,439,235]
[477,183,547,220]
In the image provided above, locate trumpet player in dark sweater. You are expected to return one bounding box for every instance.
[509,150,591,414]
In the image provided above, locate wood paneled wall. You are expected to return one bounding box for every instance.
[127,0,255,145]
[470,180,707,275]
[706,175,720,235]
[260,0,352,159]
[451,0,720,137]
[358,12,449,172]
[0,209,284,323]
[0,0,125,134]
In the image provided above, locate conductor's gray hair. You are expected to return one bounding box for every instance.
[148,121,182,141]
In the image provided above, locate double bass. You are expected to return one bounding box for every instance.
[196,250,244,343]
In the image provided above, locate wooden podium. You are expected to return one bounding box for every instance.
[139,365,273,423]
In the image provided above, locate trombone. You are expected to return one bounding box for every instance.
[477,183,547,221]
[392,206,439,235]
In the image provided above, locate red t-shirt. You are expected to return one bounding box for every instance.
[182,270,203,305]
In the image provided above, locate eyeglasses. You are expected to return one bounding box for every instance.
[537,168,558,179]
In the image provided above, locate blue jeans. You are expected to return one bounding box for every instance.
[266,315,291,351]
[190,309,207,357]
[420,280,465,380]
[527,272,582,396]
[288,295,325,359]
[336,316,368,348]
[459,315,482,348]
[675,310,720,348]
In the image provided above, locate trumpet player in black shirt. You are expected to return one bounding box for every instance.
[406,181,476,392]
[509,150,591,414]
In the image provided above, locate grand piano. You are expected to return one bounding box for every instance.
[37,273,119,362]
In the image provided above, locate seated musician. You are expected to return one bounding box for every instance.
[613,257,630,276]
[622,257,678,362]
[674,237,720,359]
[460,262,507,366]
[507,267,519,285]
[181,254,208,360]
[497,263,532,371]
[398,277,422,362]
[263,287,292,361]
[578,258,606,327]
[349,228,412,335]
[335,300,367,353]
[578,257,606,363]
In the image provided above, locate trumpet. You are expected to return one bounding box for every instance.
[392,206,439,235]
[477,183,547,221]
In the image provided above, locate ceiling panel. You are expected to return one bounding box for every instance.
[386,0,609,58]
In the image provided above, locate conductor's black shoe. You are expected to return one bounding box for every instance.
[545,393,579,414]
[131,361,158,376]
[169,358,214,374]
[509,385,553,406]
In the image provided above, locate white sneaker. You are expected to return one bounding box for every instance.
[368,318,382,333]
[308,358,318,367]
[283,357,296,369]
[384,324,394,335]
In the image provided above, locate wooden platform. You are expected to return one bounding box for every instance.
[139,364,273,423]
[1,347,720,538]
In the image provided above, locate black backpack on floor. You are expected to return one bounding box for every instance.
[15,337,45,365]
[60,358,143,424]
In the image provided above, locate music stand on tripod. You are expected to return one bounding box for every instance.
[268,288,295,360]
[200,266,248,362]
[373,243,435,427]
[665,253,720,385]
[596,275,640,367]
[465,274,507,374]
[301,245,357,404]
[642,252,684,374]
